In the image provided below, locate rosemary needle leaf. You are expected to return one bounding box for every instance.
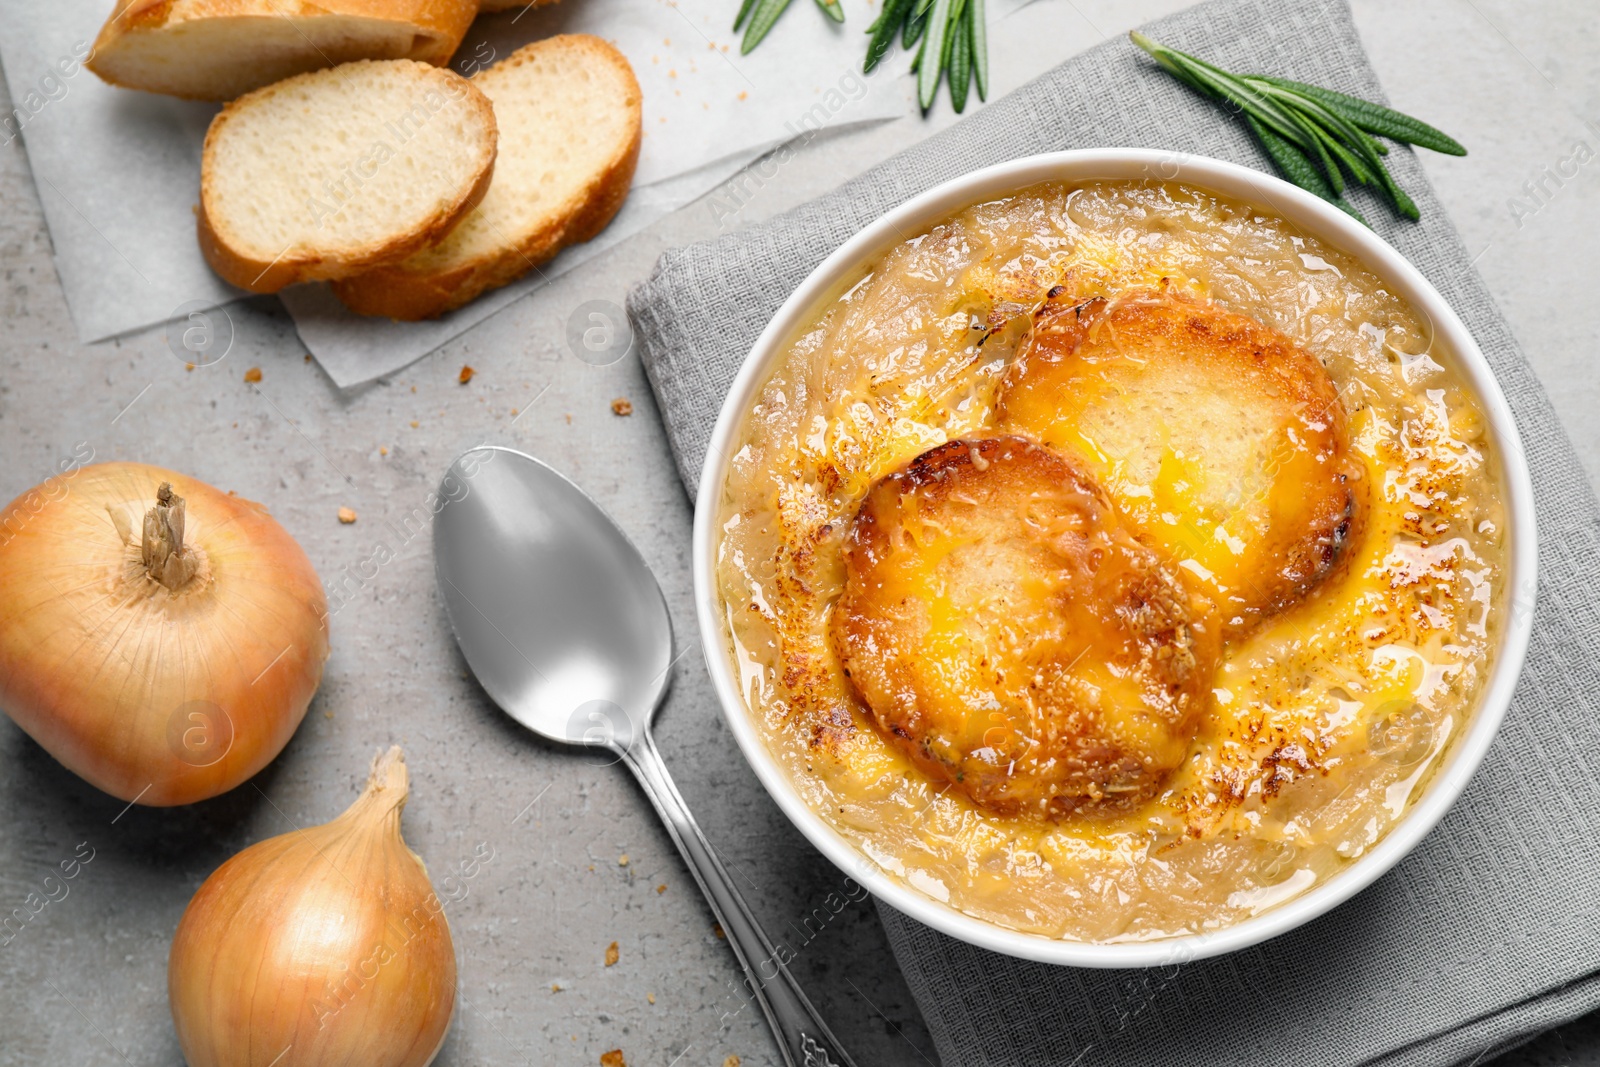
[941,0,961,72]
[1252,76,1466,155]
[735,0,758,30]
[949,4,973,112]
[903,6,928,48]
[741,0,793,53]
[918,0,954,110]
[813,0,845,23]
[970,0,988,99]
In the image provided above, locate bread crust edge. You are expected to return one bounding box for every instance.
[86,0,479,101]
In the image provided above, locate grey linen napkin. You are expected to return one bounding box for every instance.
[626,0,1600,1063]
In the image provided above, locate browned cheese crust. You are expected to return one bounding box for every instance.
[833,436,1220,819]
[998,288,1365,636]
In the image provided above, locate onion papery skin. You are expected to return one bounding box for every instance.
[169,748,456,1067]
[0,462,329,805]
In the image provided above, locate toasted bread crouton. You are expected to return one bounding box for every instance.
[331,35,641,319]
[87,0,478,102]
[197,59,498,293]
[999,289,1363,634]
[834,436,1217,819]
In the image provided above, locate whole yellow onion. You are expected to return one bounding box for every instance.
[169,746,456,1067]
[0,462,328,805]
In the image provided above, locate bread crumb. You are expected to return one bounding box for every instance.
[618,853,629,866]
[459,365,475,384]
[337,507,357,524]
[656,884,667,894]
[410,384,417,392]
[410,420,419,428]
[379,446,388,456]
[724,1057,741,1067]
[611,398,633,416]
[185,363,195,372]
[510,408,519,417]
[551,983,562,992]
[243,367,262,382]
[565,413,573,424]
[647,992,656,1004]
[304,354,313,363]
[600,1051,627,1067]
[713,923,725,939]
[737,90,748,100]
[604,940,619,967]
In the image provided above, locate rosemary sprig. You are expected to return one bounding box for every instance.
[736,0,987,114]
[1130,32,1466,223]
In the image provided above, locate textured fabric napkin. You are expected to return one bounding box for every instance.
[626,1,1600,1064]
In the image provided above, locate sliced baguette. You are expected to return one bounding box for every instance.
[332,34,641,320]
[87,0,479,102]
[198,59,498,293]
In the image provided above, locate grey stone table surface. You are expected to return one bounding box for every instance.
[1,2,1597,1066]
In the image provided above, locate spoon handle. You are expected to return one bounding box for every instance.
[618,729,859,1067]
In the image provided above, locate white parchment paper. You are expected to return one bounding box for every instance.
[0,1,236,344]
[0,0,910,380]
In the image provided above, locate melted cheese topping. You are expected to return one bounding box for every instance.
[714,181,1505,941]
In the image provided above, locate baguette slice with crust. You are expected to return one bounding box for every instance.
[198,59,498,293]
[332,34,641,320]
[87,0,479,102]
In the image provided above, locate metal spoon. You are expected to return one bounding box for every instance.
[433,445,856,1067]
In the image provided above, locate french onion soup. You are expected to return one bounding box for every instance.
[713,180,1505,941]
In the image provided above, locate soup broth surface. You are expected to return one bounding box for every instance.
[714,180,1505,941]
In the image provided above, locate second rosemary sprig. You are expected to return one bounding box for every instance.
[1130,31,1465,224]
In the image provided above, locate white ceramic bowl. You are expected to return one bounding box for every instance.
[692,149,1537,967]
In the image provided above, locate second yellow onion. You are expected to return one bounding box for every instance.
[169,746,456,1067]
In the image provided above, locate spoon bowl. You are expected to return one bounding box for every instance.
[433,447,665,751]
